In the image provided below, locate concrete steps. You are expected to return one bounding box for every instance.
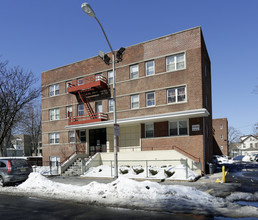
[62,158,83,176]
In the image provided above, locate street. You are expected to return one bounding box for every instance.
[0,194,213,220]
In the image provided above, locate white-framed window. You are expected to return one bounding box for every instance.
[69,131,75,143]
[145,123,154,138]
[169,120,188,136]
[167,86,186,104]
[49,84,59,97]
[146,60,155,76]
[108,70,114,84]
[66,106,72,118]
[166,53,185,71]
[49,133,60,144]
[108,99,114,112]
[77,78,84,85]
[220,135,223,140]
[131,94,139,109]
[66,81,72,93]
[130,64,139,79]
[79,130,86,143]
[49,108,60,121]
[220,124,223,130]
[78,104,84,116]
[146,92,155,107]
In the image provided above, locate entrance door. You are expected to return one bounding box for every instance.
[89,128,106,156]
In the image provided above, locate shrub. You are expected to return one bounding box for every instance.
[149,168,158,176]
[164,169,175,177]
[132,166,144,175]
[119,165,130,174]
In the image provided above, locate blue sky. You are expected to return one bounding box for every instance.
[0,0,257,135]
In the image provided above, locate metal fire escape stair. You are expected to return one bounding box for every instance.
[67,75,110,125]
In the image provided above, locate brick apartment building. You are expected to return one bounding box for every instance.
[41,26,213,173]
[213,118,229,156]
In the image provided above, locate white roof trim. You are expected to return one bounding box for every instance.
[65,108,209,130]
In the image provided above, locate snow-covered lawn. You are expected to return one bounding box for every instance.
[0,173,258,218]
[82,164,199,181]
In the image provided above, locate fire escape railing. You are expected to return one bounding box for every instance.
[67,75,109,125]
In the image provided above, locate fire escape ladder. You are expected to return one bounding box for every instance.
[78,91,95,120]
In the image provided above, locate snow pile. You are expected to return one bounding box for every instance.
[10,173,257,218]
[32,166,59,176]
[82,164,199,181]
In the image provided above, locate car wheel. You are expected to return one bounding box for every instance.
[0,176,5,187]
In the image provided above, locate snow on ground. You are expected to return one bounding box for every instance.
[0,173,258,218]
[81,164,199,181]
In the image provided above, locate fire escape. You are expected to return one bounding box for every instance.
[67,75,110,125]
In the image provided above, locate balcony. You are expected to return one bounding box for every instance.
[68,113,108,126]
[68,75,108,94]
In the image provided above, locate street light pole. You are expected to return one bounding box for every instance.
[81,3,119,178]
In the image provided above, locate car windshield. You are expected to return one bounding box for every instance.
[233,155,244,160]
[11,160,29,167]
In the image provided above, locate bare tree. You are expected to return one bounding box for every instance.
[0,59,41,156]
[15,101,42,156]
[252,123,258,136]
[228,126,242,145]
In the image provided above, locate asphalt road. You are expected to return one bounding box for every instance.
[0,194,213,220]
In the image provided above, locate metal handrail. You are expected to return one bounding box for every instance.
[68,75,108,88]
[69,112,108,123]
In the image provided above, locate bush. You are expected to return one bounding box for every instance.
[164,169,175,177]
[119,165,130,174]
[149,168,158,176]
[132,166,144,175]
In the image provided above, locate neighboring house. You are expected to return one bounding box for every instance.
[238,135,258,156]
[212,118,228,156]
[229,142,242,158]
[41,27,213,173]
[8,134,33,157]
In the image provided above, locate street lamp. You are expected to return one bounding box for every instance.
[81,3,125,178]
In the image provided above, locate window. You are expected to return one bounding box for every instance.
[131,95,139,109]
[77,78,84,85]
[250,143,253,148]
[145,123,154,138]
[169,120,188,136]
[49,133,60,144]
[220,124,223,130]
[79,130,86,143]
[108,71,114,84]
[108,99,114,112]
[130,64,139,79]
[66,106,72,118]
[146,61,155,76]
[49,108,60,120]
[146,92,155,107]
[167,86,186,104]
[220,135,223,140]
[78,104,84,116]
[66,81,72,93]
[49,84,59,97]
[166,53,185,71]
[69,131,75,143]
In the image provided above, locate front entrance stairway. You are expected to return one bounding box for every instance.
[62,158,84,176]
[61,153,88,176]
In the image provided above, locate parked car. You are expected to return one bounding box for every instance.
[251,154,258,162]
[213,155,229,164]
[0,158,33,186]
